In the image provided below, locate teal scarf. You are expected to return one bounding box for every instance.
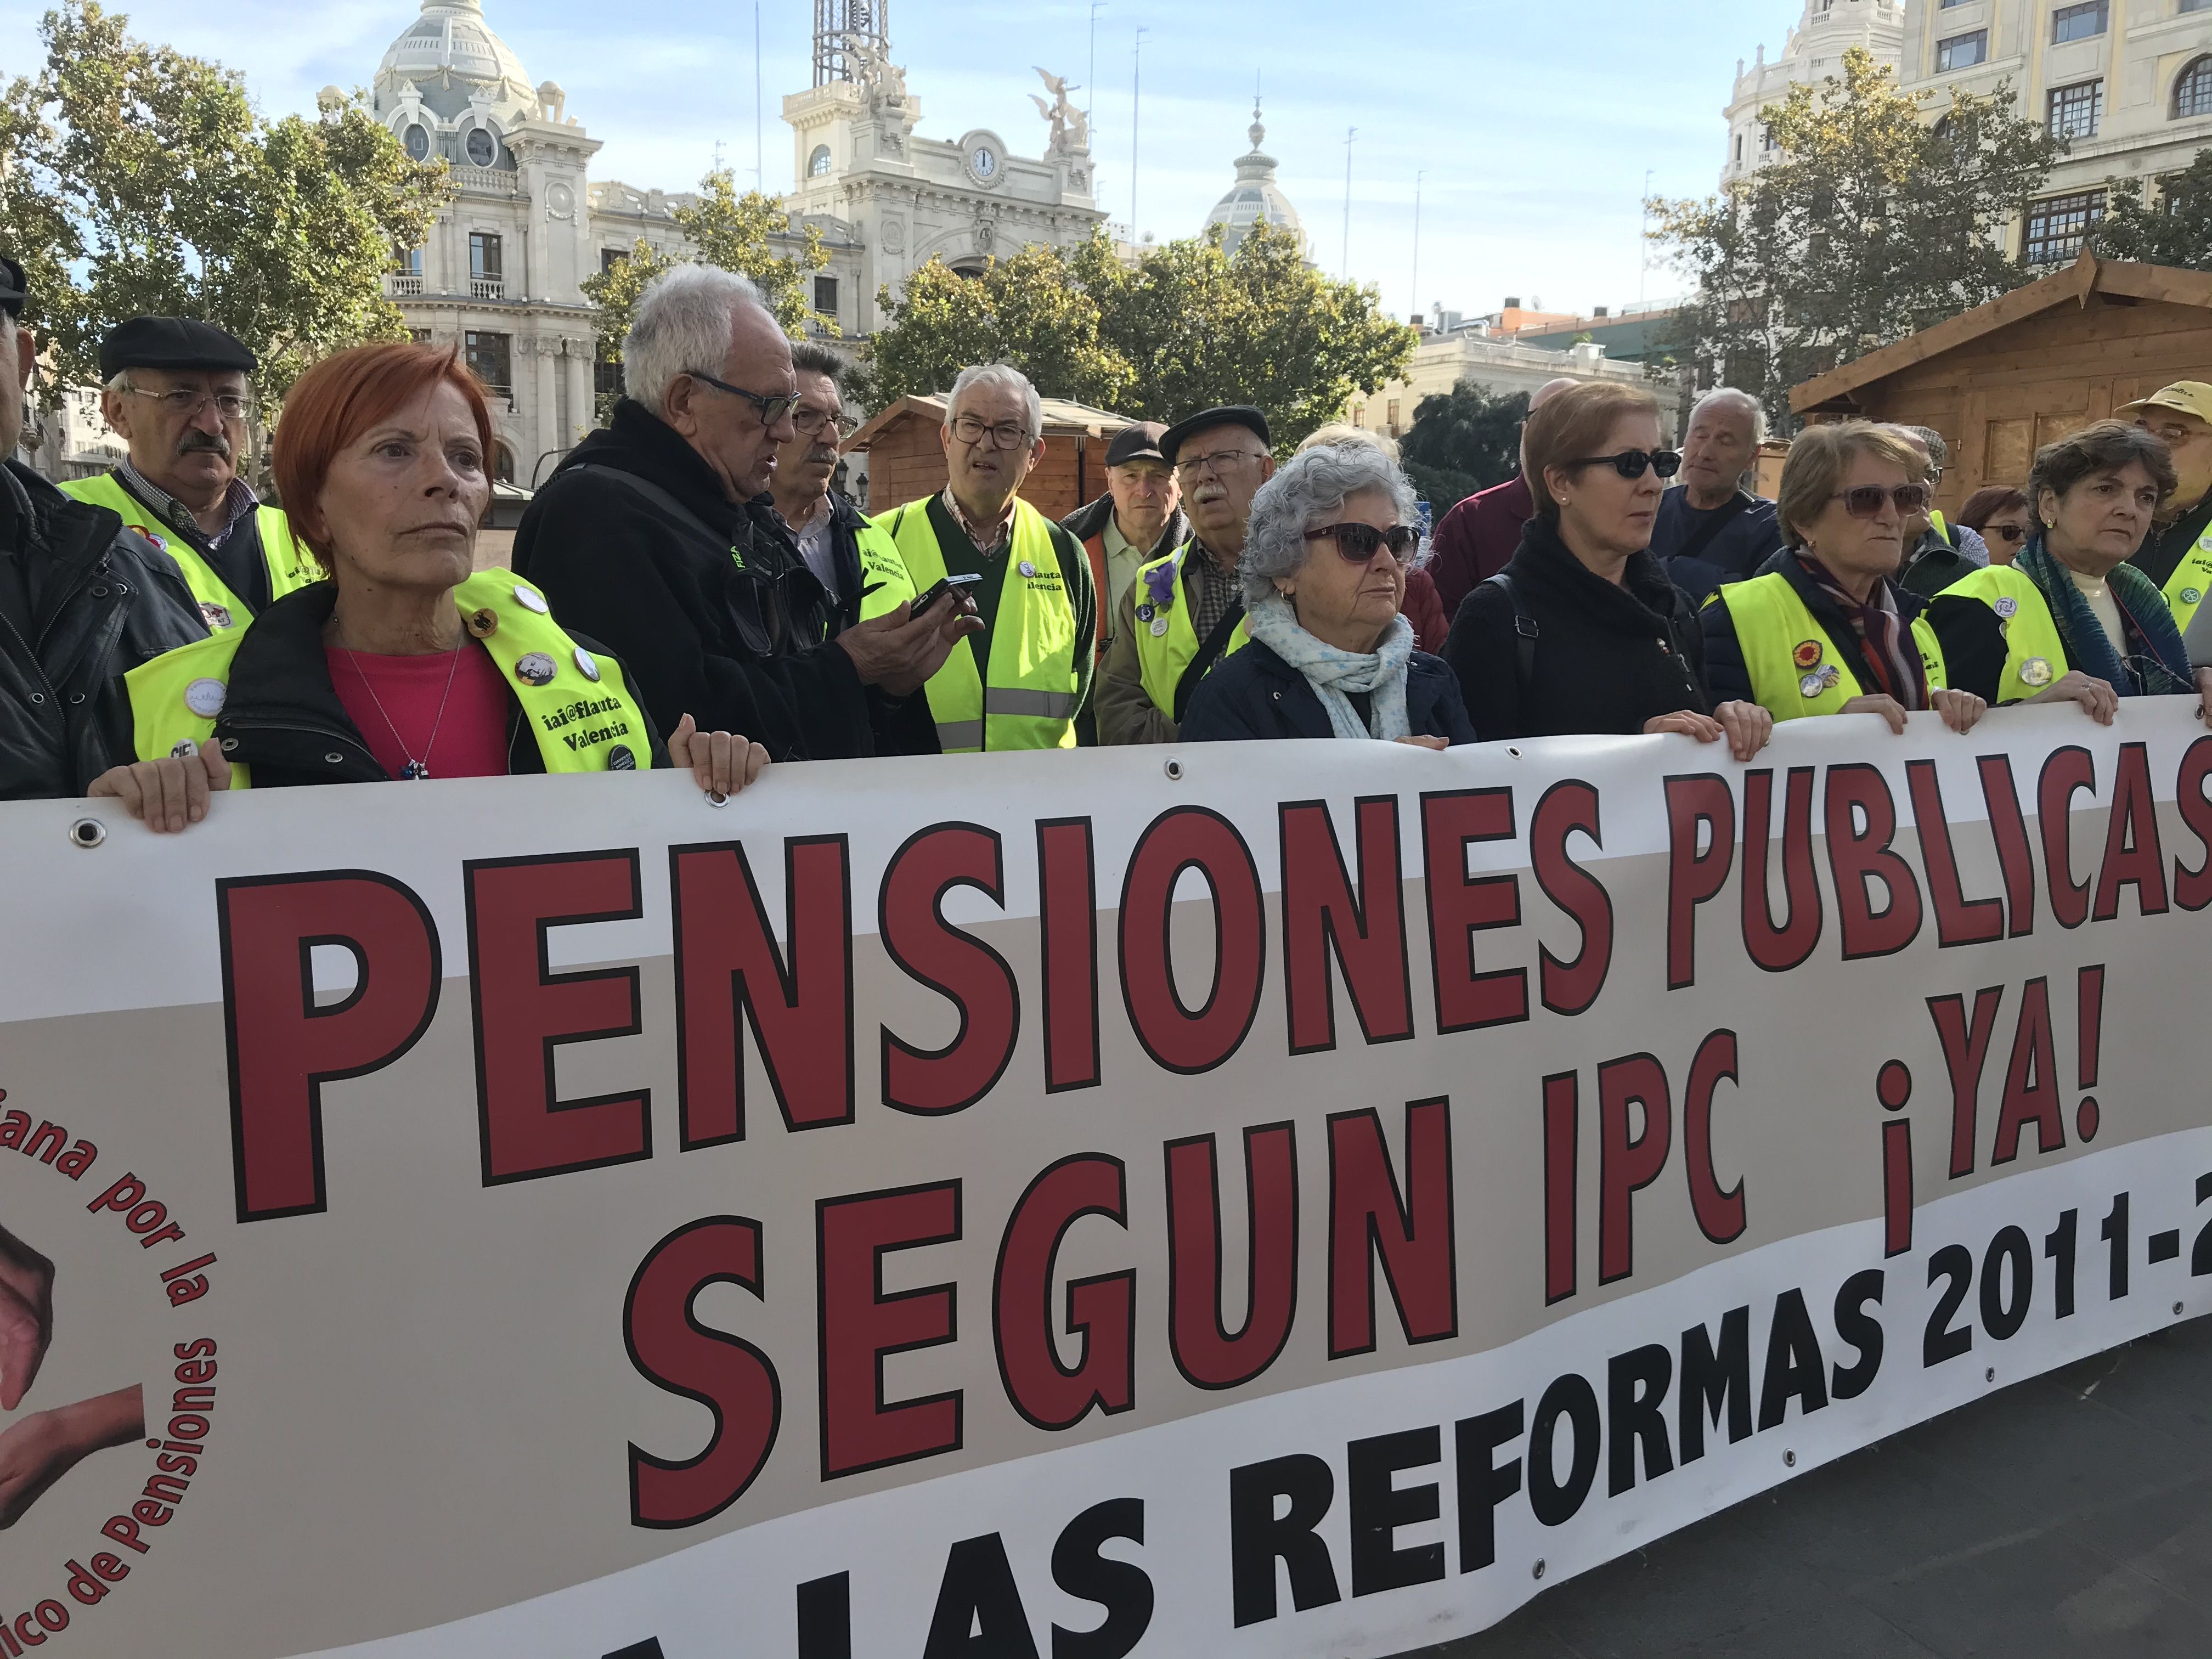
[2016,536,2192,697]
[1244,595,1414,740]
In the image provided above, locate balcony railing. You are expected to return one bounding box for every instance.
[391,274,424,296]
[449,165,521,197]
[470,277,505,302]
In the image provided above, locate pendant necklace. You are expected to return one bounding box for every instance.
[339,640,465,780]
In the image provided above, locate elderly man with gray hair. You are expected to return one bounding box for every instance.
[1180,442,1473,745]
[862,363,1096,752]
[1650,386,1783,603]
[514,263,971,761]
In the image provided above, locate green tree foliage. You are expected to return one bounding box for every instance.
[868,222,1415,450]
[1649,47,2060,430]
[1400,382,1528,493]
[582,168,830,413]
[2092,148,2212,271]
[0,0,451,394]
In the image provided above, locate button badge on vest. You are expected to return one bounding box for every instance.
[1792,639,1822,669]
[1799,664,1841,699]
[2019,657,2053,688]
[1018,559,1037,578]
[514,652,558,687]
[199,601,235,630]
[573,647,601,682]
[1150,617,1169,636]
[2185,588,2203,607]
[1994,596,2018,619]
[184,678,227,718]
[466,607,499,639]
[514,586,550,615]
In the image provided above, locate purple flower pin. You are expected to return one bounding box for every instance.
[1142,559,1178,611]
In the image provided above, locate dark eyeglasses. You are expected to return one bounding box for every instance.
[682,369,802,428]
[1569,449,1681,479]
[1831,483,1931,518]
[1986,522,2029,544]
[1304,522,1420,562]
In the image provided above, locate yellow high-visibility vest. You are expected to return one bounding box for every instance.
[2157,518,2212,636]
[863,498,1082,752]
[1939,565,2073,704]
[63,471,315,631]
[1711,571,1946,720]
[124,569,645,783]
[1130,541,1252,720]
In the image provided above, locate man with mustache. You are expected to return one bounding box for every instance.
[61,318,315,633]
[0,258,204,798]
[766,342,902,633]
[1096,405,1275,744]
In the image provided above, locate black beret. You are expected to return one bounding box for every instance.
[1160,405,1269,466]
[1104,422,1168,467]
[0,257,23,319]
[98,317,256,380]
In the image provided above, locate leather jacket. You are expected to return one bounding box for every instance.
[0,460,205,799]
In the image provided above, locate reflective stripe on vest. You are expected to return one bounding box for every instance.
[1130,542,1251,718]
[1714,572,1946,721]
[123,569,645,780]
[1940,564,2071,703]
[2159,521,2212,636]
[62,472,316,629]
[870,497,1082,752]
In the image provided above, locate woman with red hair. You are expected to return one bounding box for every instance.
[92,342,763,828]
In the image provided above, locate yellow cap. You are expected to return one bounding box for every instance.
[2117,381,2212,427]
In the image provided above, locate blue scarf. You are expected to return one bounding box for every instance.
[2016,535,2192,697]
[1243,595,1414,740]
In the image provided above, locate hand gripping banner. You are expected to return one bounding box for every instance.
[0,702,2206,1658]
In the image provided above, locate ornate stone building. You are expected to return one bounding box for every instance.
[1719,0,1906,190]
[368,0,1103,485]
[1201,102,1308,257]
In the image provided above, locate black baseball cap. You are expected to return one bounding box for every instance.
[98,317,256,380]
[1104,421,1168,467]
[0,257,24,319]
[1160,405,1269,466]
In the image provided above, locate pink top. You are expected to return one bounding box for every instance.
[325,646,513,780]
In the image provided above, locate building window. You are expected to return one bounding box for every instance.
[2023,190,2106,264]
[494,443,516,484]
[408,329,433,345]
[1760,124,1779,152]
[809,144,833,178]
[2179,57,2212,118]
[1386,399,1401,436]
[2185,0,2211,13]
[595,355,622,399]
[2051,0,2108,41]
[1734,133,1743,163]
[465,331,512,394]
[813,275,838,314]
[396,245,422,275]
[402,121,431,161]
[470,232,503,301]
[2047,80,2103,141]
[1351,404,1365,428]
[464,125,499,167]
[1936,30,1988,71]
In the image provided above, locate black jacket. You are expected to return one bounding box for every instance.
[1700,549,1934,707]
[2132,493,2212,592]
[1441,514,1711,743]
[100,582,662,787]
[0,460,205,799]
[1181,639,1477,744]
[512,400,932,762]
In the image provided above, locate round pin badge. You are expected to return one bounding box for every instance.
[199,601,234,630]
[2019,657,2053,688]
[2186,588,2204,607]
[1994,596,2018,619]
[607,744,636,771]
[574,646,601,682]
[1136,603,1155,623]
[183,678,227,718]
[466,608,499,639]
[1149,617,1170,637]
[514,651,558,687]
[169,740,198,759]
[1792,640,1822,669]
[1799,672,1827,699]
[1018,560,1037,578]
[514,586,550,615]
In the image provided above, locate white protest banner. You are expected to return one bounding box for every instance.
[0,702,2205,1659]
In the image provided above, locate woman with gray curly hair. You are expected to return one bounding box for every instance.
[1180,443,1475,745]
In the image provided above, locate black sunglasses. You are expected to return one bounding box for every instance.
[1568,449,1681,479]
[1303,522,1420,562]
[682,368,802,427]
[1986,522,2029,544]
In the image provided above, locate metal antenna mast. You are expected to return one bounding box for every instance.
[1341,128,1357,280]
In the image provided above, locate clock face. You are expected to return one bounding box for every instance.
[970,146,997,179]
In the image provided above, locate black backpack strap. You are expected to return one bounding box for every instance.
[1483,571,1538,701]
[569,464,731,550]
[1172,599,1246,724]
[1668,490,1753,567]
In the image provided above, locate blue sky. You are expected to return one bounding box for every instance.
[1,0,1809,321]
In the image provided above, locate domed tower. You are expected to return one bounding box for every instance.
[1720,0,1903,189]
[374,0,540,174]
[1204,102,1306,259]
